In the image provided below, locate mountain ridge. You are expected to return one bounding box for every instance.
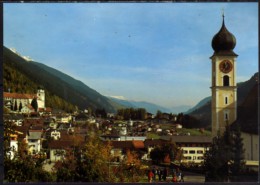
[3,46,124,113]
[107,96,192,114]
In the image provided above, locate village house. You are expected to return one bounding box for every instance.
[27,129,43,154]
[47,132,85,162]
[20,104,35,114]
[48,140,73,162]
[105,140,145,162]
[56,114,72,123]
[6,130,24,160]
[161,135,212,165]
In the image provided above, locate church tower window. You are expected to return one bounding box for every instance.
[223,75,230,86]
[224,112,229,121]
[225,97,228,104]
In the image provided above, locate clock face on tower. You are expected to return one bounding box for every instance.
[219,60,233,73]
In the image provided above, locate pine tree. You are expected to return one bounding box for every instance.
[204,132,227,182]
[204,123,246,182]
[231,124,245,175]
[19,102,23,112]
[14,100,18,111]
[31,98,38,112]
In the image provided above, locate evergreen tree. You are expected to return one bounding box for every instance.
[10,102,14,111]
[231,124,245,175]
[204,132,227,182]
[31,98,38,112]
[221,122,234,181]
[19,102,23,112]
[14,100,18,111]
[204,123,246,182]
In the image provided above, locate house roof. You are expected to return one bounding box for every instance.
[4,113,24,120]
[28,131,42,140]
[144,139,169,147]
[21,104,34,111]
[161,135,212,144]
[15,125,29,139]
[48,140,74,149]
[132,140,145,149]
[106,140,145,150]
[23,118,44,128]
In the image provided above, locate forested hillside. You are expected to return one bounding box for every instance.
[4,58,76,112]
[3,46,123,113]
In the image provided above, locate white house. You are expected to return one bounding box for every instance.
[27,130,42,154]
[161,135,212,165]
[8,131,23,159]
[21,104,34,114]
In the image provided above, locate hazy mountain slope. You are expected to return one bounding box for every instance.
[108,96,192,114]
[3,46,122,113]
[236,82,258,134]
[185,96,211,114]
[167,105,191,114]
[108,97,172,114]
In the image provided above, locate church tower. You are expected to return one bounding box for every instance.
[37,89,45,109]
[211,14,238,137]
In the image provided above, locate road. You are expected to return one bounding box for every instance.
[182,171,205,183]
[164,171,205,183]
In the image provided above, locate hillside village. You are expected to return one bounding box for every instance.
[3,6,258,182]
[4,89,212,167]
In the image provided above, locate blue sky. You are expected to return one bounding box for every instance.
[4,3,258,108]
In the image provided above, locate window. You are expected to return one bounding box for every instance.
[197,156,204,160]
[225,113,229,121]
[183,150,188,154]
[197,150,204,154]
[185,156,192,160]
[189,150,195,154]
[225,97,228,104]
[223,75,230,86]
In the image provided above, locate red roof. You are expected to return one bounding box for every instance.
[132,140,145,149]
[106,140,145,150]
[4,92,36,99]
[38,107,52,112]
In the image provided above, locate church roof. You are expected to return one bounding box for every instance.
[4,92,36,99]
[211,14,238,57]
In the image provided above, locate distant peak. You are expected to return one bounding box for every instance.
[108,95,127,100]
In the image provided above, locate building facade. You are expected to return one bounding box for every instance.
[4,89,45,112]
[161,136,212,165]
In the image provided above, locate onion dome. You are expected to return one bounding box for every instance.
[211,14,238,56]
